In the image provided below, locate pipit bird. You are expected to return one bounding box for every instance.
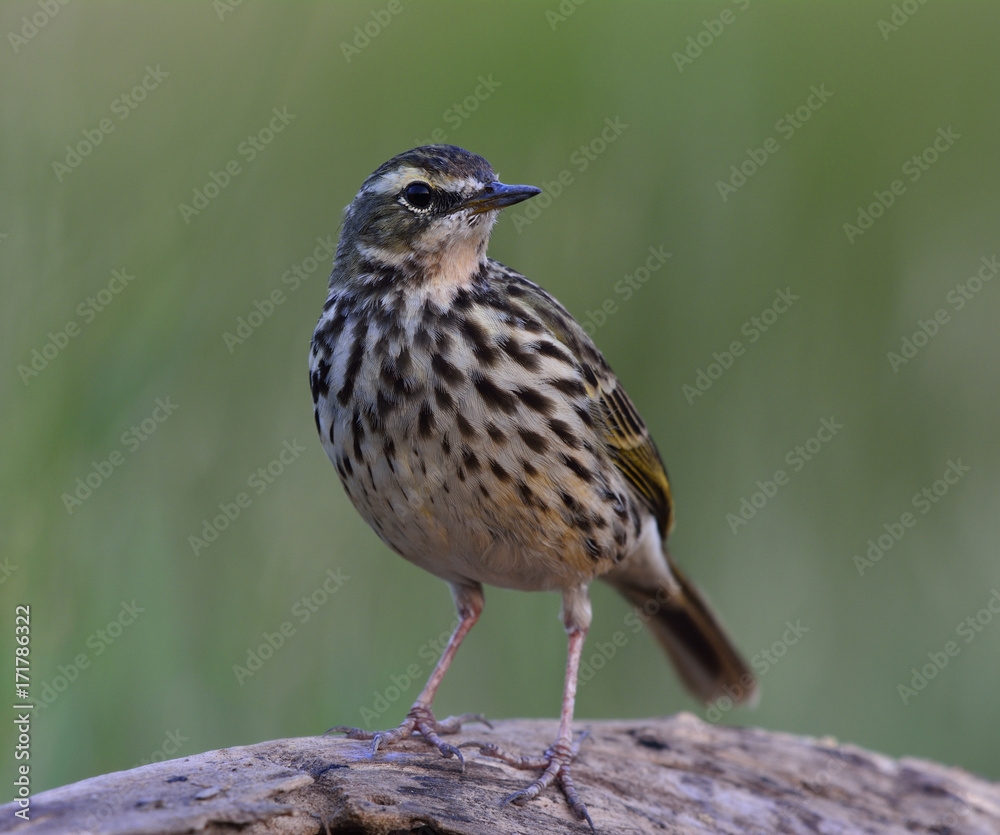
[309,145,756,827]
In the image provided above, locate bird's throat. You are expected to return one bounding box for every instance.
[420,233,488,304]
[352,219,491,308]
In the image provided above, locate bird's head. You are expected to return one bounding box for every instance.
[334,145,540,286]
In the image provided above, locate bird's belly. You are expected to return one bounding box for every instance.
[323,408,580,590]
[319,377,643,592]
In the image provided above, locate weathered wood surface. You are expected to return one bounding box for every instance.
[3,714,999,834]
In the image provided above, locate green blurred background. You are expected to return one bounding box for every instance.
[3,1,999,795]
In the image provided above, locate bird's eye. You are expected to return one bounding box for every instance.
[402,181,433,210]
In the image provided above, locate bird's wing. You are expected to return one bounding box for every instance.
[499,266,675,536]
[592,379,674,536]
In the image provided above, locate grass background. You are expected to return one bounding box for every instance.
[2,1,999,794]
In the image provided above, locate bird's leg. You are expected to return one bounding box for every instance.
[328,582,488,767]
[474,585,594,830]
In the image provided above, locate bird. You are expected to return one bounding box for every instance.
[308,144,756,828]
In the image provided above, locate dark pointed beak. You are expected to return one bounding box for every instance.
[461,181,541,215]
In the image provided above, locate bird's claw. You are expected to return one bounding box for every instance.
[480,732,594,831]
[326,706,490,770]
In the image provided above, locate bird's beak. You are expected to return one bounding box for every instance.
[460,182,542,216]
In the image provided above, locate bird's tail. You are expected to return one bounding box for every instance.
[602,540,757,707]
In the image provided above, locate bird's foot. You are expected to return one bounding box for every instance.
[470,731,594,831]
[327,705,490,770]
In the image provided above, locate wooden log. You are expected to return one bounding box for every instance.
[4,714,999,834]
